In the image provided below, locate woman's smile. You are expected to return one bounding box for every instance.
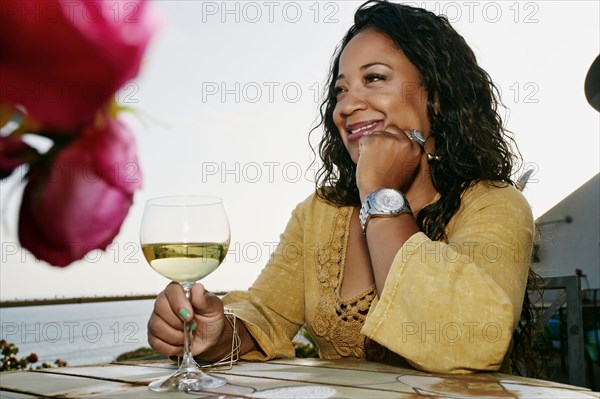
[346,120,383,142]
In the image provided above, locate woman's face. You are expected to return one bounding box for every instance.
[333,28,432,164]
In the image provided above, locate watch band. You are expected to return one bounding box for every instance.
[359,188,412,234]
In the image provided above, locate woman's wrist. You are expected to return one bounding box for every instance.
[194,312,259,363]
[193,317,235,361]
[358,186,378,203]
[193,310,241,368]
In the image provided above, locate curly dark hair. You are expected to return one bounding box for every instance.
[312,0,540,376]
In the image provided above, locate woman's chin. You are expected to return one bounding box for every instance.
[346,147,359,165]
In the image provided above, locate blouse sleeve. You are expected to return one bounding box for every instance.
[361,183,534,373]
[221,195,310,361]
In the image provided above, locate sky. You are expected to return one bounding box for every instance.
[1,1,599,300]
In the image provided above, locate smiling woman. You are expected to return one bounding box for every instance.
[333,29,431,158]
[313,0,538,375]
[147,0,540,379]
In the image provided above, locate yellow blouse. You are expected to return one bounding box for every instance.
[222,181,534,373]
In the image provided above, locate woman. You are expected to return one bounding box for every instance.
[148,0,536,374]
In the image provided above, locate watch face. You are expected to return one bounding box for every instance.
[373,189,405,211]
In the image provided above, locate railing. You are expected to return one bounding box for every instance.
[0,292,229,308]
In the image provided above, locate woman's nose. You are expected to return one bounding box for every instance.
[338,89,367,117]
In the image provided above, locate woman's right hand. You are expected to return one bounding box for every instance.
[355,126,424,200]
[148,282,229,359]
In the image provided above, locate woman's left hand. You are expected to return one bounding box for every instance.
[355,126,423,200]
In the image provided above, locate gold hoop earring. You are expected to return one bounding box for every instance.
[422,134,441,161]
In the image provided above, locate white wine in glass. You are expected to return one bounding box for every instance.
[141,195,230,392]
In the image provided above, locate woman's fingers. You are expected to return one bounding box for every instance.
[356,126,425,196]
[148,283,193,352]
[190,283,224,319]
[147,312,184,355]
[149,282,227,357]
[162,282,193,322]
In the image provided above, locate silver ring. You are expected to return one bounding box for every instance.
[409,129,426,147]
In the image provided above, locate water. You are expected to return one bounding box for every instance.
[0,300,155,367]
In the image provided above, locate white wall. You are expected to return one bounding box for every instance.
[536,174,600,290]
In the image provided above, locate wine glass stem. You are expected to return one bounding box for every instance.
[181,283,195,368]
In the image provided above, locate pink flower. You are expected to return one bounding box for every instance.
[18,117,142,267]
[0,0,156,130]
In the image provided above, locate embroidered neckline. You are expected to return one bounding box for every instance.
[311,206,377,358]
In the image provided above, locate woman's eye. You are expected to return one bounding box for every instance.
[365,74,385,83]
[334,86,346,96]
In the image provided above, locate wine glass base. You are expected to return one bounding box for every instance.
[148,369,227,392]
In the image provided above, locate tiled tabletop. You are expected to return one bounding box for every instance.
[1,357,598,398]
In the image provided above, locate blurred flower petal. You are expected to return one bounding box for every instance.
[89,117,143,194]
[18,116,142,267]
[0,0,157,130]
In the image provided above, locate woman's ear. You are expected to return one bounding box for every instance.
[433,92,440,115]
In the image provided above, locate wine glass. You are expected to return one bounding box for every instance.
[140,195,230,392]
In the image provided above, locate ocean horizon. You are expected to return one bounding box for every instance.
[0,299,155,367]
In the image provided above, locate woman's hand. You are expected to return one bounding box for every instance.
[148,282,228,359]
[356,126,423,200]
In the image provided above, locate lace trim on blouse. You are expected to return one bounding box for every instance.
[311,206,377,358]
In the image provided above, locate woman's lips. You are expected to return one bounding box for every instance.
[347,120,383,142]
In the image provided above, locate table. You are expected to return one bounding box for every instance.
[1,358,598,398]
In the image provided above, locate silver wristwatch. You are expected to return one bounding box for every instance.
[359,188,412,234]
